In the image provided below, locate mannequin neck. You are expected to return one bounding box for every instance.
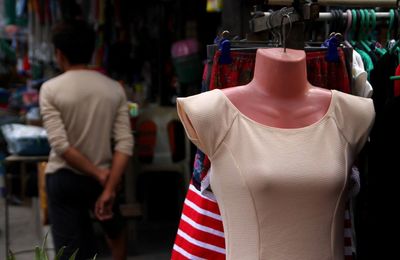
[250,48,309,98]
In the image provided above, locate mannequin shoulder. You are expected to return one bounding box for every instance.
[177,89,223,106]
[176,89,235,119]
[333,90,374,113]
[332,90,375,132]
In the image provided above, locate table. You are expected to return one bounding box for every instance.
[3,155,48,259]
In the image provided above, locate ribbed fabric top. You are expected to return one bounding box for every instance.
[40,70,134,174]
[177,89,374,260]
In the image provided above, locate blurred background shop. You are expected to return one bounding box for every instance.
[0,0,230,259]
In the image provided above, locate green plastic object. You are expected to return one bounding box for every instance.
[172,54,202,84]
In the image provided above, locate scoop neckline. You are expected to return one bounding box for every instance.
[215,88,336,132]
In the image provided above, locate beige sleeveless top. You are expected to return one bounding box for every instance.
[177,89,375,260]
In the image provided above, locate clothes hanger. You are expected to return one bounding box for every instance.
[394,9,399,42]
[350,9,357,46]
[359,9,373,53]
[387,9,400,56]
[368,9,387,57]
[216,8,291,55]
[343,9,353,48]
[337,9,347,34]
[352,9,381,64]
[329,9,338,34]
[387,9,400,80]
[362,9,369,41]
[387,9,395,44]
[215,7,354,62]
[348,9,375,78]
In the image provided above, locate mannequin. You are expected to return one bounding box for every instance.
[223,48,332,129]
[176,48,375,259]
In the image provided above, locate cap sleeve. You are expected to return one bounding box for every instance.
[335,91,375,154]
[176,90,237,157]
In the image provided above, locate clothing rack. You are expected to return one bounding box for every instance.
[250,1,398,48]
[266,0,399,7]
[250,7,395,34]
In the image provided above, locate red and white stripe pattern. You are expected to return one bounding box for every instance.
[172,183,225,260]
[172,182,354,260]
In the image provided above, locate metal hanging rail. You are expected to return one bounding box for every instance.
[250,8,393,33]
[318,11,391,19]
[261,11,392,20]
[250,1,397,33]
[266,0,398,7]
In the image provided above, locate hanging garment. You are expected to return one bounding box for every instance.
[365,95,400,259]
[370,52,398,113]
[392,64,400,97]
[361,52,400,259]
[172,49,360,260]
[209,49,351,93]
[177,87,374,260]
[352,50,373,98]
[305,49,351,93]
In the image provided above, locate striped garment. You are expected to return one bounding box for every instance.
[172,181,355,260]
[172,183,225,260]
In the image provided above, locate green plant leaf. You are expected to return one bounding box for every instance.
[54,246,66,260]
[68,249,79,260]
[91,253,97,260]
[41,232,49,260]
[41,232,49,250]
[42,232,49,250]
[35,246,41,260]
[7,249,16,260]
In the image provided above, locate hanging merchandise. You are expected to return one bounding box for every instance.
[0,39,17,86]
[0,153,5,198]
[16,0,27,26]
[171,38,202,85]
[206,0,222,13]
[4,0,16,25]
[172,2,400,259]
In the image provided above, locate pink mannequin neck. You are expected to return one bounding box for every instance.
[222,48,332,129]
[250,48,309,98]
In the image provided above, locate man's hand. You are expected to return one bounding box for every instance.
[60,147,112,186]
[95,168,111,186]
[94,189,116,221]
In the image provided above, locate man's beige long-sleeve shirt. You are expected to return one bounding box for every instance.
[39,70,134,174]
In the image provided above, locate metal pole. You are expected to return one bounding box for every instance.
[319,12,391,19]
[261,11,392,20]
[5,180,9,259]
[266,0,398,7]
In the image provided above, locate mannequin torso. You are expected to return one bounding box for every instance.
[176,47,375,260]
[223,48,332,128]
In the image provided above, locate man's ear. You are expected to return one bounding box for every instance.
[54,48,62,60]
[54,48,66,70]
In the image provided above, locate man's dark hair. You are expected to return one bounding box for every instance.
[52,19,96,65]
